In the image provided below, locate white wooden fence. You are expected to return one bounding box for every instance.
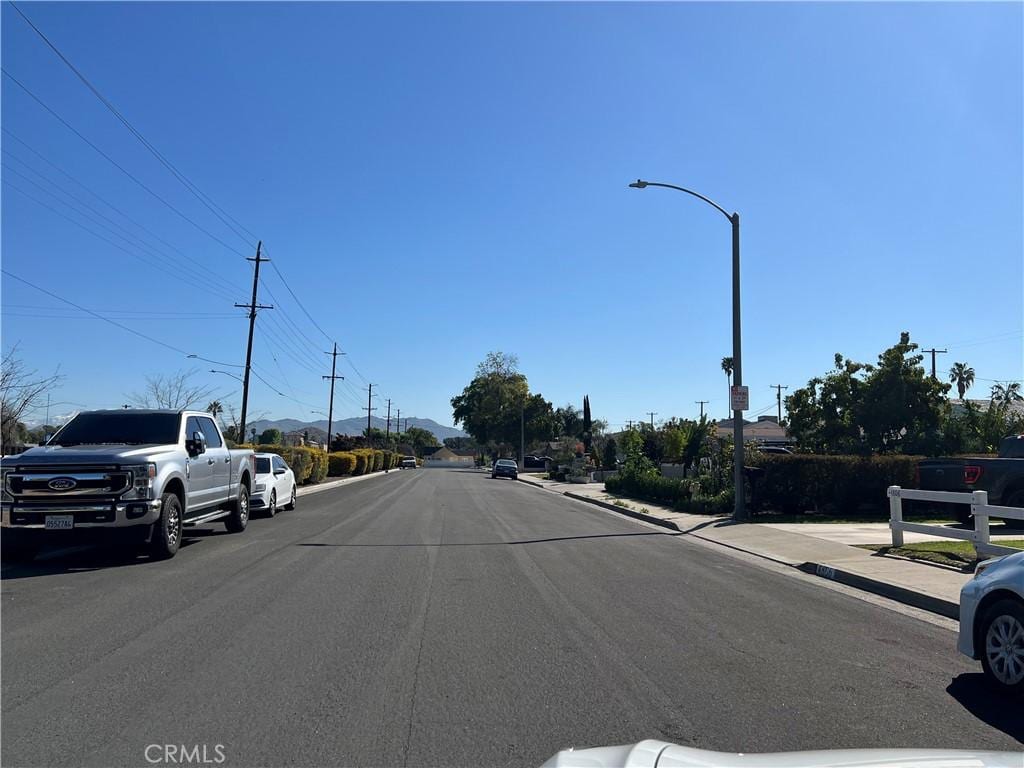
[887,486,1024,558]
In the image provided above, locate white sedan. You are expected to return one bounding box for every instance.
[959,550,1024,694]
[252,453,297,518]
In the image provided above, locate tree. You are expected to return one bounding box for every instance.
[602,437,618,470]
[948,363,975,401]
[785,333,950,454]
[991,382,1023,408]
[553,404,582,439]
[206,400,224,418]
[444,436,478,451]
[128,368,215,410]
[404,426,440,455]
[582,395,592,451]
[259,428,282,445]
[1,346,63,449]
[721,357,734,417]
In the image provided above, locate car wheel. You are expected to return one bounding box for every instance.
[225,485,250,533]
[979,598,1024,695]
[999,488,1024,530]
[149,492,182,560]
[1,532,40,564]
[285,485,297,511]
[267,490,277,518]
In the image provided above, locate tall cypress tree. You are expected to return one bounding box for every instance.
[582,395,592,450]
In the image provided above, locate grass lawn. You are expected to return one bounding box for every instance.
[859,539,1024,571]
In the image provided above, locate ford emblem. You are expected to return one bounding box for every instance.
[48,477,77,491]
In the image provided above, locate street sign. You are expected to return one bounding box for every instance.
[730,385,749,411]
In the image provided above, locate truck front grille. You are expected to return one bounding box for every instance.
[6,466,130,498]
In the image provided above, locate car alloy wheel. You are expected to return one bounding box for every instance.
[165,500,181,549]
[269,490,277,517]
[984,613,1024,686]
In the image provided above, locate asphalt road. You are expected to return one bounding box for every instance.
[2,469,1021,768]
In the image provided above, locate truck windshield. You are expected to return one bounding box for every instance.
[50,413,181,446]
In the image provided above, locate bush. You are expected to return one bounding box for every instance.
[352,449,374,475]
[328,452,357,476]
[756,454,919,516]
[307,448,328,484]
[372,450,384,472]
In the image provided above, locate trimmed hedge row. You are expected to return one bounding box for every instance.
[753,454,919,515]
[238,444,328,485]
[605,472,734,516]
[326,449,400,477]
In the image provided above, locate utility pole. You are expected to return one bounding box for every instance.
[520,403,525,469]
[363,384,377,446]
[395,408,400,437]
[626,420,634,430]
[404,418,408,433]
[322,343,344,451]
[922,348,947,379]
[235,241,272,445]
[695,400,709,420]
[385,399,392,442]
[770,384,788,422]
[646,411,657,429]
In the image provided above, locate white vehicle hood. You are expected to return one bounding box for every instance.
[540,740,1022,768]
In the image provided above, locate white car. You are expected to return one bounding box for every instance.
[958,550,1024,694]
[542,740,1020,767]
[251,453,297,517]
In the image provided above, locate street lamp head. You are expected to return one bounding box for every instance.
[629,179,649,189]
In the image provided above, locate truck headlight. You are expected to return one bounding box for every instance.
[124,464,157,500]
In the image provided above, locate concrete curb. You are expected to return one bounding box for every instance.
[794,562,960,620]
[554,488,961,619]
[517,476,548,489]
[296,470,396,498]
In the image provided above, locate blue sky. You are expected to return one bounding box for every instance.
[2,1,1022,430]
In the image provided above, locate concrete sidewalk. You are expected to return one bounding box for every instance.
[518,474,972,619]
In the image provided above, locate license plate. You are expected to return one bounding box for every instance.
[44,515,74,530]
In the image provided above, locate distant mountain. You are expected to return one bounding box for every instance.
[248,416,466,442]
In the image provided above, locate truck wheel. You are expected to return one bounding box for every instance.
[225,485,250,533]
[979,598,1024,695]
[1,532,40,564]
[149,493,182,560]
[1000,488,1024,530]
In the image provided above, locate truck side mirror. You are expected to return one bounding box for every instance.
[187,430,207,457]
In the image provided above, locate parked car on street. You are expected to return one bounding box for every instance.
[917,434,1024,525]
[400,456,417,469]
[958,550,1024,694]
[491,459,518,480]
[0,409,254,562]
[252,453,296,517]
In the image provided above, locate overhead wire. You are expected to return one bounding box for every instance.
[2,68,249,259]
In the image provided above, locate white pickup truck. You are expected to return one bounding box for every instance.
[1,409,254,562]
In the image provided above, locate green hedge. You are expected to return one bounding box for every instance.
[605,472,734,515]
[754,454,919,515]
[372,450,384,472]
[240,444,315,484]
[328,452,357,476]
[352,449,373,475]
[307,448,328,484]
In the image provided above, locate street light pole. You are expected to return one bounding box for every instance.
[629,179,746,520]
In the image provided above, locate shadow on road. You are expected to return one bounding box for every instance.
[0,529,223,581]
[946,674,1024,744]
[299,530,682,548]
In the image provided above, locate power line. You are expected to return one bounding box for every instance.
[2,131,241,290]
[8,1,258,250]
[1,68,249,259]
[2,269,189,355]
[3,177,236,304]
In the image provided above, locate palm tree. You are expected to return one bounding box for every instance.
[721,357,734,418]
[991,382,1023,408]
[948,362,975,401]
[206,400,223,418]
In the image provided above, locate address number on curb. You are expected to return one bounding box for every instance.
[816,564,836,580]
[887,487,902,498]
